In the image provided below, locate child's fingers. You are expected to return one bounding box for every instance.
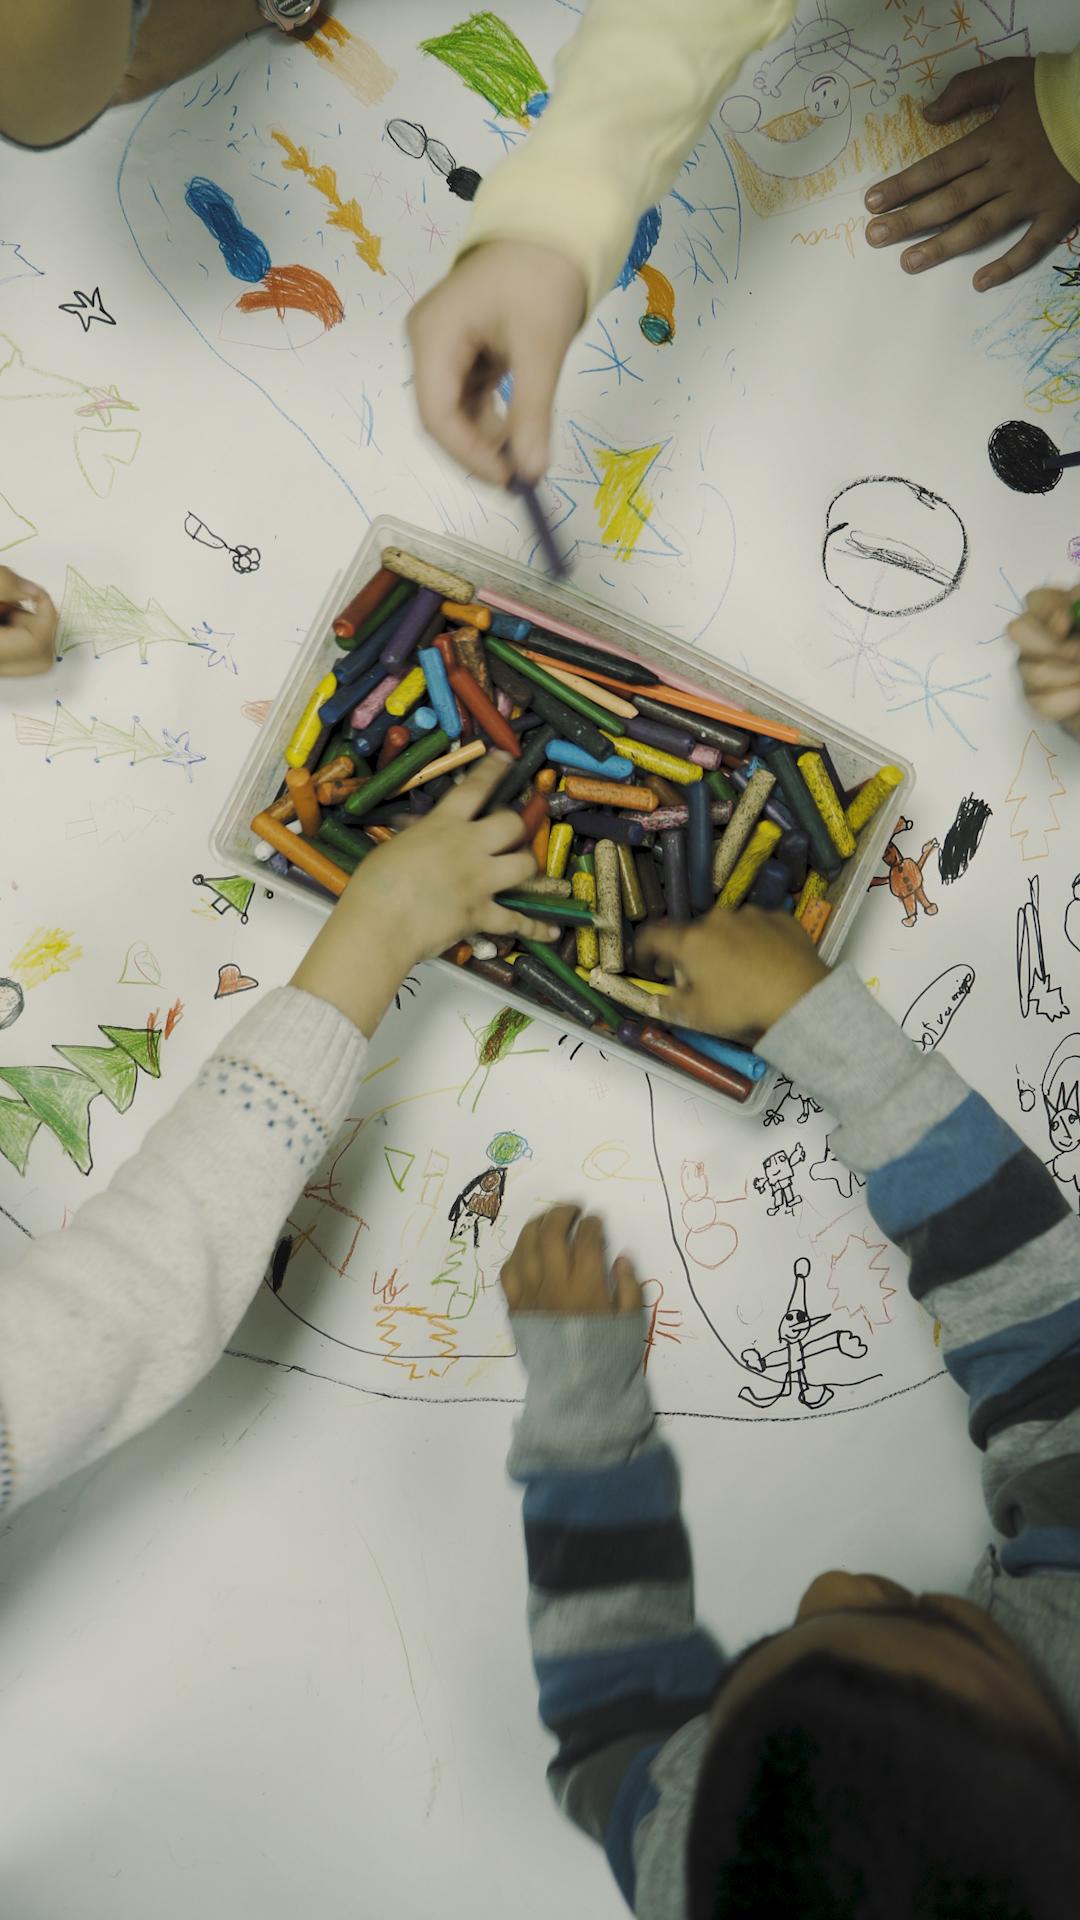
[1017,655,1080,692]
[866,155,990,247]
[410,317,512,486]
[1025,684,1080,723]
[612,1256,643,1314]
[864,128,982,219]
[635,922,689,980]
[480,905,559,944]
[438,753,512,820]
[490,849,549,891]
[1025,588,1076,631]
[920,62,1009,124]
[974,215,1059,292]
[900,195,1015,272]
[475,804,534,851]
[569,1212,608,1308]
[505,321,566,485]
[1010,613,1080,661]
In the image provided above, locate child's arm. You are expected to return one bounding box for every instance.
[408,0,797,483]
[1009,584,1080,742]
[0,0,134,146]
[0,759,552,1514]
[863,54,1080,291]
[0,568,57,677]
[642,909,1080,1576]
[501,1208,725,1915]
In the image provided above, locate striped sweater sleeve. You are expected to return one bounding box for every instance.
[760,965,1080,1576]
[507,1314,724,1914]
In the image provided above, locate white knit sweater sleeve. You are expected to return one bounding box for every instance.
[0,987,367,1514]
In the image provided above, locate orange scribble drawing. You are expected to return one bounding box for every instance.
[376,1305,459,1380]
[679,1159,744,1270]
[724,94,983,219]
[238,264,344,331]
[641,1279,682,1373]
[163,998,184,1040]
[636,264,675,344]
[303,16,397,104]
[271,131,385,276]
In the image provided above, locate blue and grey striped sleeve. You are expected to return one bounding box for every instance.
[762,966,1080,1577]
[508,1315,724,1912]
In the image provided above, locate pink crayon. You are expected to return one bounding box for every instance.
[350,674,401,731]
[476,586,708,699]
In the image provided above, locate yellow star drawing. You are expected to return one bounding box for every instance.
[902,7,935,48]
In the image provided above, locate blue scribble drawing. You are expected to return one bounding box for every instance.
[617,206,662,289]
[979,567,1025,647]
[974,257,1080,420]
[578,319,643,387]
[883,653,992,751]
[184,177,271,282]
[0,241,44,287]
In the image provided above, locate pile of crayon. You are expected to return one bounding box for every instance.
[250,545,903,1104]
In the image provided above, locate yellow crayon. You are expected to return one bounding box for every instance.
[385,665,427,717]
[628,975,673,996]
[795,870,829,918]
[797,751,856,858]
[572,871,600,970]
[546,821,575,880]
[718,820,781,908]
[603,734,703,786]
[285,671,337,768]
[589,970,663,1019]
[845,764,904,835]
[382,545,474,603]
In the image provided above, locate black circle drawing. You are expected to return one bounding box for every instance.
[0,978,24,1031]
[987,420,1061,496]
[822,476,968,616]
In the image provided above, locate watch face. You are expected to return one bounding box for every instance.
[260,0,319,26]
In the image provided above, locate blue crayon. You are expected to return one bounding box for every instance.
[489,612,532,642]
[319,660,390,728]
[686,780,714,916]
[418,645,462,740]
[333,603,412,686]
[547,741,633,779]
[672,1027,769,1081]
[747,857,792,912]
[351,710,393,759]
[404,705,439,739]
[564,809,648,846]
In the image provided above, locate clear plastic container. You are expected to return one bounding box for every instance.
[210,516,915,1116]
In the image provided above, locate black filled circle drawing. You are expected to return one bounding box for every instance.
[987,420,1062,496]
[823,476,968,616]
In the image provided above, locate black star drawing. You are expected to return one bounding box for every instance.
[58,286,116,331]
[1053,261,1080,289]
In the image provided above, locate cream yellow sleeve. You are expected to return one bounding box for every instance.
[1035,45,1080,186]
[460,0,797,312]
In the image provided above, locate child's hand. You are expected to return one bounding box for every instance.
[290,753,557,1035]
[636,905,828,1044]
[864,59,1080,291]
[407,242,586,485]
[501,1204,642,1316]
[1008,585,1080,740]
[0,568,57,677]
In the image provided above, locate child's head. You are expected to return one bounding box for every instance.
[1042,1035,1080,1154]
[687,1571,1079,1917]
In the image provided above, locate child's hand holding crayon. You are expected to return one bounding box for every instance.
[1009,585,1080,741]
[407,242,586,486]
[864,58,1080,291]
[0,567,58,677]
[637,905,828,1045]
[291,754,558,1036]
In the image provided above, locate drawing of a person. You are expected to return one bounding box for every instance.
[446,1131,532,1246]
[1042,1034,1080,1212]
[868,817,938,927]
[739,1258,868,1410]
[753,1145,805,1216]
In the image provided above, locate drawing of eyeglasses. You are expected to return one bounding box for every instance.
[384,120,482,201]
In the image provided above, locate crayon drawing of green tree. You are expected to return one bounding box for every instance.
[458,1003,547,1112]
[0,1022,162,1176]
[419,13,547,124]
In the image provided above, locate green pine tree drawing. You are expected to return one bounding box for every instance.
[56,567,194,663]
[0,1022,161,1176]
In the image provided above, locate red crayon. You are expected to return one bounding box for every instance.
[376,723,412,770]
[516,790,549,844]
[333,568,396,640]
[449,665,522,757]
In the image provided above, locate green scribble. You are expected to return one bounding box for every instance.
[0,1022,163,1177]
[419,12,546,121]
[459,1003,546,1112]
[486,1131,530,1167]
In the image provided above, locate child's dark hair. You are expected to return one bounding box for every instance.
[686,1654,1080,1919]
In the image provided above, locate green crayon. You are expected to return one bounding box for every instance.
[486,635,620,733]
[343,728,449,818]
[495,893,599,926]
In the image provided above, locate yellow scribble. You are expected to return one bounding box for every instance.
[272,130,385,276]
[727,95,985,219]
[9,927,83,990]
[303,16,397,104]
[594,443,662,561]
[376,1305,459,1380]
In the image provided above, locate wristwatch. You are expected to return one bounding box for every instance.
[256,0,321,29]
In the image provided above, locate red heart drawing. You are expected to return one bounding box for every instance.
[215,963,258,999]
